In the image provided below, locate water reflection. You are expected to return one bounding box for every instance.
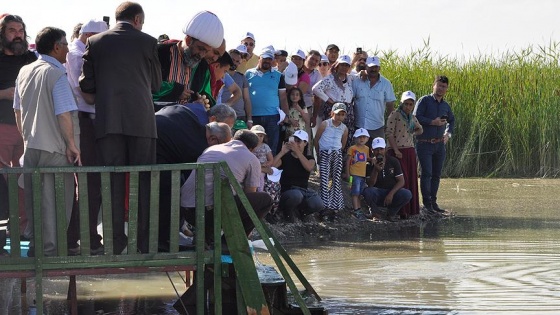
[269,178,560,314]
[5,179,560,314]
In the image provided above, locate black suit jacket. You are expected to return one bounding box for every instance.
[80,22,162,139]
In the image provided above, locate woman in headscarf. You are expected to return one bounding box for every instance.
[385,91,423,218]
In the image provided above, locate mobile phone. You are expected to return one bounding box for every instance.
[356,47,362,54]
[288,136,295,143]
[441,115,448,120]
[103,16,110,27]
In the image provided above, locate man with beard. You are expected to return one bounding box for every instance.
[351,50,369,75]
[0,14,37,248]
[153,10,224,110]
[246,48,289,155]
[351,56,396,140]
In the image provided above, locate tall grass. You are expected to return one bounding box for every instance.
[375,41,560,177]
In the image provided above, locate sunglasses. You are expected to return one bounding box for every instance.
[243,42,255,47]
[319,62,329,67]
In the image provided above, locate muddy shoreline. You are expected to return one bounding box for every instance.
[261,173,450,243]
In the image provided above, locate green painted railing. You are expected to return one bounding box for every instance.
[0,162,319,315]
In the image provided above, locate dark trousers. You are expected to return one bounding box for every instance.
[362,187,412,217]
[175,192,272,315]
[416,142,446,206]
[96,134,156,254]
[184,191,272,245]
[67,113,103,249]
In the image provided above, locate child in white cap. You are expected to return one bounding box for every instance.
[344,128,371,221]
[314,103,349,218]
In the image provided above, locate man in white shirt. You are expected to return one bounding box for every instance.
[65,19,107,255]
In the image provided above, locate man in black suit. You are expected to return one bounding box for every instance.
[79,1,162,254]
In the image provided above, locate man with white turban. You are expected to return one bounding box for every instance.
[153,10,224,109]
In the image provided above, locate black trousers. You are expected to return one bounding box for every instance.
[67,113,103,250]
[183,191,272,245]
[96,134,156,254]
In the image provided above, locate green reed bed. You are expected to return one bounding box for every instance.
[374,43,560,177]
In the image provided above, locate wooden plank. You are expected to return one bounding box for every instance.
[100,172,113,254]
[149,171,160,253]
[127,171,139,253]
[7,173,21,257]
[220,180,270,315]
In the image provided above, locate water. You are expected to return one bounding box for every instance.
[3,178,560,314]
[265,178,560,314]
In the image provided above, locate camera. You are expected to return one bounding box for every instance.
[103,16,110,27]
[288,136,295,143]
[356,47,362,54]
[375,154,384,164]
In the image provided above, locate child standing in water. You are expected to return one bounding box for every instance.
[314,103,348,219]
[344,128,371,221]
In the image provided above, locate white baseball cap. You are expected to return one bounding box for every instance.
[293,130,309,142]
[400,91,416,103]
[267,167,283,182]
[291,49,305,60]
[234,44,248,55]
[320,54,329,63]
[284,62,298,85]
[243,32,255,41]
[353,128,370,138]
[371,137,386,149]
[366,56,380,67]
[336,55,352,65]
[80,20,108,34]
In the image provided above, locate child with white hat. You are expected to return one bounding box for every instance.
[344,128,372,221]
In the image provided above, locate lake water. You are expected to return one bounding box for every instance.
[2,178,559,314]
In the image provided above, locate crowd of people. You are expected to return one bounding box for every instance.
[0,1,456,260]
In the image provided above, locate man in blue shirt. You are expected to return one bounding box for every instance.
[413,75,455,214]
[352,56,396,140]
[245,48,289,154]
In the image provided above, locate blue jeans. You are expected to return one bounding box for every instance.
[361,187,412,217]
[416,142,446,206]
[279,187,324,217]
[253,114,280,155]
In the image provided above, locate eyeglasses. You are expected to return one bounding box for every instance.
[243,42,255,47]
[319,62,329,67]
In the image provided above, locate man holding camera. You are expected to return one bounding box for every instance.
[351,56,396,141]
[413,75,455,214]
[361,137,411,222]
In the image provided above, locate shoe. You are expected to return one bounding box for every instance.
[265,213,279,224]
[354,210,368,222]
[432,202,446,213]
[423,203,436,214]
[368,207,386,220]
[90,245,105,255]
[68,246,81,256]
